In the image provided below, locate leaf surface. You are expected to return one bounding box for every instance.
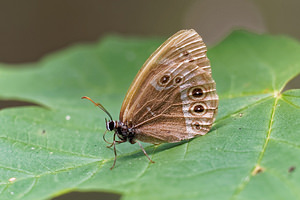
[0,31,299,200]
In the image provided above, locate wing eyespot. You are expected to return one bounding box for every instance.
[194,104,205,113]
[191,121,210,134]
[192,88,203,98]
[173,75,184,85]
[189,103,207,116]
[188,86,207,100]
[159,74,171,85]
[192,121,202,130]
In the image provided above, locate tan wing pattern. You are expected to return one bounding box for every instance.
[120,29,218,143]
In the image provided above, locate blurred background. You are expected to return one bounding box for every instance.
[0,0,299,89]
[0,0,299,199]
[1,0,300,63]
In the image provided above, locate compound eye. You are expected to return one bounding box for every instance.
[107,121,115,131]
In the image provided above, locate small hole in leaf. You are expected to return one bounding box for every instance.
[288,166,296,173]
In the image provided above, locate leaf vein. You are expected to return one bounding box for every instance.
[230,96,279,199]
[17,177,38,199]
[0,164,34,175]
[0,136,98,159]
[214,95,272,125]
[183,142,189,159]
[281,97,300,109]
[267,169,300,198]
[270,138,300,150]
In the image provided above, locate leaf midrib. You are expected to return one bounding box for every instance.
[230,93,282,199]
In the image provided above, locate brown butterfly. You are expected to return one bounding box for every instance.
[82,29,218,169]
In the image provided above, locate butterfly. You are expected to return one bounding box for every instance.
[82,29,218,169]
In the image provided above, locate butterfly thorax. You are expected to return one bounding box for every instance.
[106,120,136,144]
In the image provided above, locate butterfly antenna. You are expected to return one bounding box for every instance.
[81,96,113,121]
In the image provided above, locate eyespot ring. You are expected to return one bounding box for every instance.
[158,74,171,86]
[188,86,207,100]
[191,121,209,135]
[189,103,207,116]
[173,75,184,85]
[192,121,202,131]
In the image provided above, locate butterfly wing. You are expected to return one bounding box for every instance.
[120,29,218,144]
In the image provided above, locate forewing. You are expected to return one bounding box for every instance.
[120,29,218,143]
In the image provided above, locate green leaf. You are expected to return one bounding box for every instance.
[0,30,300,200]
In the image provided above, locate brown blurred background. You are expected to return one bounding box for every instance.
[1,0,300,63]
[0,0,299,107]
[0,0,299,199]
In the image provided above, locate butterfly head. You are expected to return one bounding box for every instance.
[105,119,116,131]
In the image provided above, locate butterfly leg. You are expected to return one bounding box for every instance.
[137,141,155,163]
[110,140,117,170]
[106,133,126,148]
[106,130,118,148]
[103,130,114,147]
[110,132,119,170]
[110,132,126,170]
